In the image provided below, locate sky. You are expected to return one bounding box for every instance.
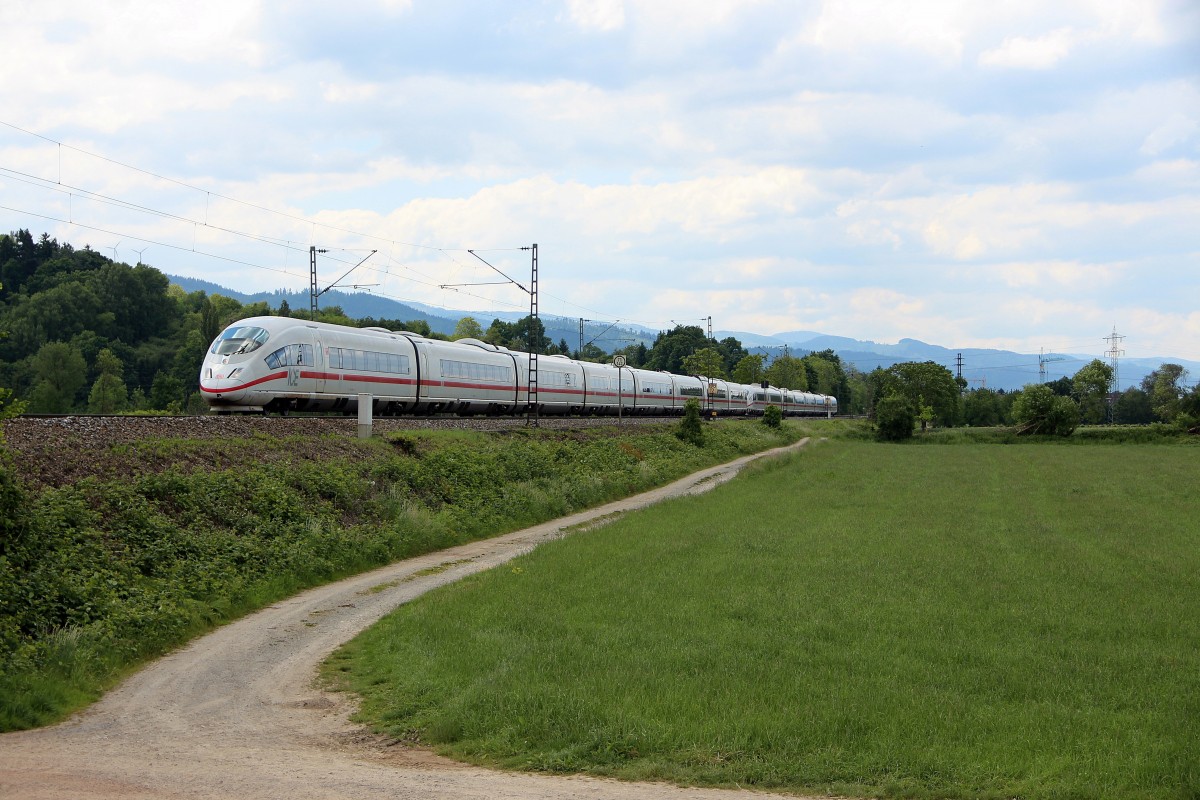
[1,0,1198,361]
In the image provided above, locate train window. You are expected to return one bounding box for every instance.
[211,326,270,356]
[440,359,511,382]
[264,343,313,369]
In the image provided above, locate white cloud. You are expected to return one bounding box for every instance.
[564,0,626,32]
[1140,113,1200,157]
[995,260,1121,289]
[797,0,971,63]
[978,28,1079,69]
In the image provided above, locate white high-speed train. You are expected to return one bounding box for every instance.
[199,316,838,417]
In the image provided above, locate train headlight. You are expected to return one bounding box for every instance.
[227,368,243,380]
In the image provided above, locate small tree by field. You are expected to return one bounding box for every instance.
[762,404,782,428]
[875,393,915,441]
[1012,384,1080,436]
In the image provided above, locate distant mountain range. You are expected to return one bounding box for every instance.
[170,275,1198,393]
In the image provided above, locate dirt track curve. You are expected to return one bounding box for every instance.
[0,439,816,800]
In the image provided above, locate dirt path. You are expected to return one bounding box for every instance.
[0,439,816,800]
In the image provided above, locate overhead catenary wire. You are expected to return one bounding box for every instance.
[1,120,686,328]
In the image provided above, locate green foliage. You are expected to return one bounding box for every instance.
[761,403,782,428]
[731,353,765,384]
[28,341,87,412]
[1114,387,1154,424]
[452,315,483,340]
[87,348,129,413]
[0,421,799,730]
[0,387,27,424]
[1012,384,1080,436]
[871,361,961,428]
[680,347,726,379]
[962,388,1009,426]
[149,371,185,411]
[1072,358,1114,424]
[336,443,1200,799]
[0,230,252,410]
[874,393,915,441]
[646,325,709,373]
[1141,363,1189,423]
[764,354,807,390]
[675,399,705,446]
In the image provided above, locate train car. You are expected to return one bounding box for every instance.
[577,360,621,414]
[534,354,587,415]
[201,317,423,414]
[697,377,731,416]
[419,337,521,415]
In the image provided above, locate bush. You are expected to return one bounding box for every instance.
[874,394,915,441]
[762,404,782,428]
[1013,384,1080,436]
[675,399,705,446]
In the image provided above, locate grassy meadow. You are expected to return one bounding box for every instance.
[329,440,1200,800]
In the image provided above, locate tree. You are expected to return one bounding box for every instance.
[88,348,129,413]
[884,361,960,427]
[716,337,748,375]
[681,347,726,379]
[764,355,807,390]
[1071,359,1114,424]
[802,354,839,395]
[732,354,765,384]
[200,297,222,345]
[150,371,185,411]
[1114,387,1154,425]
[277,298,291,317]
[1141,364,1189,422]
[484,318,514,347]
[962,388,1003,427]
[1012,384,1080,436]
[452,316,483,340]
[875,394,915,441]
[578,342,607,361]
[28,341,87,413]
[172,330,208,404]
[646,325,708,373]
[510,315,550,353]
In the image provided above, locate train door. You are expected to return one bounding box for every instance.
[309,331,326,394]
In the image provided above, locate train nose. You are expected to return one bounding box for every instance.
[199,367,250,403]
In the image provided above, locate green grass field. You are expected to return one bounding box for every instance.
[329,441,1200,800]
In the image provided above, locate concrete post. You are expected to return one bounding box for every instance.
[358,394,372,438]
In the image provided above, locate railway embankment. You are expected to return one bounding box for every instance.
[0,414,807,731]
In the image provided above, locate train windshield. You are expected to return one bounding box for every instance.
[210,326,270,356]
